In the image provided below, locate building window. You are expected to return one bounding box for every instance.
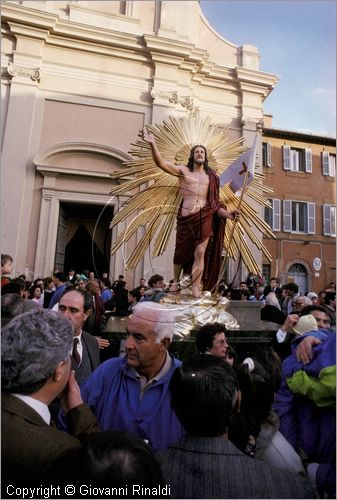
[283,200,315,234]
[283,145,312,173]
[262,142,272,167]
[264,199,280,231]
[288,263,307,274]
[322,152,336,177]
[323,205,336,236]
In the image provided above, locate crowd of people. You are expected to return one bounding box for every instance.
[1,253,336,499]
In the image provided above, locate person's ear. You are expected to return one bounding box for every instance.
[53,360,68,382]
[160,338,170,350]
[83,309,90,322]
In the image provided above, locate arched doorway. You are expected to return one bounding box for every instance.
[287,263,308,294]
[33,143,132,279]
[55,202,113,278]
[65,225,106,277]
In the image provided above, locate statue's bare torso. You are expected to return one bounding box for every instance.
[178,167,209,216]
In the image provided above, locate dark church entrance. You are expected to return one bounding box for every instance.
[55,202,113,279]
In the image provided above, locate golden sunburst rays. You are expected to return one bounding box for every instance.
[109,114,275,274]
[220,177,275,272]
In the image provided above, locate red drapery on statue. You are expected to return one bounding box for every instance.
[173,169,226,291]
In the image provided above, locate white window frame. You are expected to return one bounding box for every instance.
[283,200,291,230]
[272,199,280,231]
[323,204,336,236]
[265,198,280,231]
[308,202,315,234]
[283,145,312,173]
[283,200,315,234]
[305,148,312,173]
[283,145,291,171]
[322,152,336,177]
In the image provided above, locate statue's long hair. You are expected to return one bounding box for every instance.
[187,145,210,173]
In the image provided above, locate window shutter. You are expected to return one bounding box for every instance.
[307,202,315,234]
[331,207,336,236]
[305,148,312,173]
[322,152,330,175]
[283,145,291,170]
[267,142,272,167]
[329,156,336,177]
[291,150,299,171]
[283,200,291,231]
[323,205,331,235]
[273,199,280,231]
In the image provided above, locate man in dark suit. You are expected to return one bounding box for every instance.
[263,277,282,302]
[58,289,100,385]
[66,267,77,285]
[159,355,314,499]
[1,309,99,492]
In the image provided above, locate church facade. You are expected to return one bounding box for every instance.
[1,0,277,285]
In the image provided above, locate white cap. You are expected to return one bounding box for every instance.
[292,314,318,336]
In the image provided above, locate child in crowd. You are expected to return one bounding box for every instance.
[143,274,166,303]
[1,254,13,287]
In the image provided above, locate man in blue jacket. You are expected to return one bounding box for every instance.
[74,301,184,452]
[274,330,335,498]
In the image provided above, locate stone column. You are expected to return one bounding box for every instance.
[33,173,60,278]
[1,25,47,275]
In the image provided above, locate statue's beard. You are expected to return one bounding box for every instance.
[194,159,205,166]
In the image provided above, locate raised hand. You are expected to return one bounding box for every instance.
[59,370,83,414]
[141,127,155,144]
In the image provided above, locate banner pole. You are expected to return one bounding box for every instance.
[214,167,250,298]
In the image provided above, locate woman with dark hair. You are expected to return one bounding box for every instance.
[28,285,43,307]
[128,289,140,314]
[229,347,305,476]
[74,431,165,497]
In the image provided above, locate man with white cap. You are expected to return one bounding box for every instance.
[292,314,318,337]
[59,301,184,452]
[307,292,318,305]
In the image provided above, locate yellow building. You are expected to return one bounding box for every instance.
[262,115,336,292]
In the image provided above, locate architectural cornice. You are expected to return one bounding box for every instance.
[34,142,132,166]
[6,21,50,40]
[36,165,112,180]
[1,2,60,29]
[263,127,336,145]
[235,67,278,99]
[2,2,146,56]
[2,2,279,96]
[144,34,199,59]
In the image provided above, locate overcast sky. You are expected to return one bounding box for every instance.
[200,0,336,137]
